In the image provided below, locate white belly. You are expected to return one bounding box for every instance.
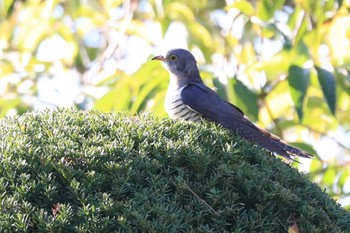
[164,86,201,122]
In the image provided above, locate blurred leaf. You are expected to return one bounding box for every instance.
[288,65,311,121]
[228,78,259,121]
[188,22,215,61]
[292,41,311,66]
[0,97,21,117]
[323,167,336,186]
[338,170,349,189]
[315,66,336,116]
[212,78,228,101]
[160,18,172,37]
[126,21,153,44]
[289,142,317,157]
[94,77,132,112]
[0,0,15,18]
[0,62,14,76]
[290,9,311,46]
[95,62,169,115]
[260,50,290,80]
[273,119,296,132]
[167,2,195,21]
[303,29,322,61]
[149,89,167,116]
[309,158,322,173]
[239,42,256,66]
[256,0,285,20]
[323,14,350,68]
[227,0,255,16]
[302,96,338,131]
[259,81,295,128]
[18,22,51,52]
[130,70,166,114]
[335,69,350,96]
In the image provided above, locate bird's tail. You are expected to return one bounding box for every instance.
[223,118,313,160]
[253,125,312,159]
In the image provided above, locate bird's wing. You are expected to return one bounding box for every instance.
[181,82,254,129]
[181,83,312,159]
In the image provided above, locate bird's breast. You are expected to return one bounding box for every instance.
[165,86,202,122]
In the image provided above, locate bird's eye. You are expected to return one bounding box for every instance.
[169,54,177,61]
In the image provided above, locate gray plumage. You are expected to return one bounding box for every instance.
[152,48,313,160]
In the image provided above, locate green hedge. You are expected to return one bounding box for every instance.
[0,109,349,232]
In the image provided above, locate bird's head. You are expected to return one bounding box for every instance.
[152,48,201,84]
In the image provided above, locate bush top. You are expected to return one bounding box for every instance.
[0,109,349,232]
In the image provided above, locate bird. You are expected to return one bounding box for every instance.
[151,48,313,160]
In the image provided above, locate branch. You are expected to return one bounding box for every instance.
[305,126,350,151]
[184,183,219,216]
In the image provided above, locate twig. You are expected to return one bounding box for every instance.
[261,97,284,137]
[305,126,350,151]
[184,183,219,216]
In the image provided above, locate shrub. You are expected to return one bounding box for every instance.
[0,109,349,232]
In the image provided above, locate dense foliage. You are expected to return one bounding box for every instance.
[1,0,350,207]
[0,109,349,232]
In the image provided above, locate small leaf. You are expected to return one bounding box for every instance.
[315,66,336,115]
[288,65,311,121]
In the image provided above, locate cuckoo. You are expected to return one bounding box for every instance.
[152,48,312,159]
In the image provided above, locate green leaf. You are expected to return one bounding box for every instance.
[0,97,21,117]
[303,96,338,131]
[309,158,322,173]
[290,10,311,47]
[227,0,255,16]
[188,22,214,61]
[212,78,228,101]
[256,0,285,20]
[323,167,336,186]
[166,2,195,21]
[315,66,336,116]
[228,78,259,121]
[1,0,15,18]
[288,65,311,121]
[338,170,349,188]
[94,84,132,112]
[335,69,350,96]
[289,142,317,157]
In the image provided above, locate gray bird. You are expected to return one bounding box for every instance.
[152,48,312,159]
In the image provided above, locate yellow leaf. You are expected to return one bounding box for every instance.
[325,15,350,66]
[226,0,255,16]
[288,223,300,233]
[166,3,195,21]
[188,22,214,50]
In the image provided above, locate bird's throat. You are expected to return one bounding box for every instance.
[168,74,187,89]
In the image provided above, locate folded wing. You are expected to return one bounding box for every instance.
[181,83,312,159]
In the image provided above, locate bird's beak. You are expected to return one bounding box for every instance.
[151,55,166,62]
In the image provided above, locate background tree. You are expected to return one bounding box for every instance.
[1,0,350,209]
